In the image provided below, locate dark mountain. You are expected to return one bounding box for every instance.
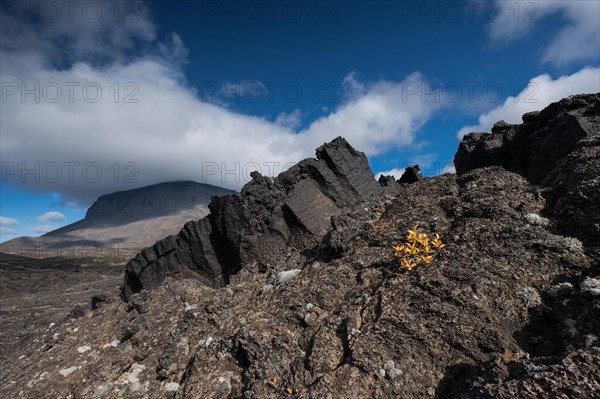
[3,181,234,250]
[48,181,233,233]
[1,94,599,398]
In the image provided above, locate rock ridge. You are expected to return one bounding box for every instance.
[455,93,600,247]
[455,93,600,183]
[122,137,391,299]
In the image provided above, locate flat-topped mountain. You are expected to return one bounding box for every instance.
[2,181,234,251]
[50,181,233,232]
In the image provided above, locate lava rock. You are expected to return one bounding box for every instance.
[398,164,423,184]
[580,277,600,297]
[455,93,600,184]
[5,94,600,399]
[122,137,384,300]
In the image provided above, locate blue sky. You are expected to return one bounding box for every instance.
[1,0,599,242]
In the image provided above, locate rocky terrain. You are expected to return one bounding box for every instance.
[0,93,598,398]
[0,254,124,368]
[2,181,233,251]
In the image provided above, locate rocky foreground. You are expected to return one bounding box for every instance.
[0,254,124,369]
[1,94,599,398]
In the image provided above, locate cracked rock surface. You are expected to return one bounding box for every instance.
[1,94,599,398]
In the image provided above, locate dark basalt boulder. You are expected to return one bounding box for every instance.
[378,174,396,187]
[454,93,600,183]
[398,164,423,184]
[122,137,384,299]
[455,93,600,247]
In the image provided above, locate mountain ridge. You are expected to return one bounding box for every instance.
[2,180,234,251]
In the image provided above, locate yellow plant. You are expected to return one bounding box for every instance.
[393,225,445,271]
[267,376,295,396]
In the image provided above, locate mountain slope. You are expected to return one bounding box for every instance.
[2,181,234,251]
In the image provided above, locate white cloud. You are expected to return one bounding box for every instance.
[37,211,66,223]
[274,109,303,129]
[457,67,600,139]
[442,164,456,175]
[0,227,17,235]
[28,225,57,234]
[376,156,455,180]
[0,0,157,67]
[487,0,600,66]
[341,71,367,101]
[301,72,441,156]
[376,168,405,180]
[0,2,444,206]
[0,216,20,226]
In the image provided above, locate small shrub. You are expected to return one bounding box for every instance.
[393,225,445,271]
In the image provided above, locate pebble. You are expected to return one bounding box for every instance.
[546,282,574,298]
[259,284,274,294]
[59,367,78,377]
[163,382,180,392]
[580,277,600,296]
[304,312,316,325]
[275,269,302,285]
[382,360,401,379]
[102,340,119,350]
[524,213,550,227]
[559,237,584,253]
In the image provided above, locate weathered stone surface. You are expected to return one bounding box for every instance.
[455,93,600,184]
[580,277,600,297]
[455,93,600,247]
[398,164,423,184]
[122,136,384,299]
[283,179,338,238]
[378,174,396,187]
[2,94,600,399]
[542,133,600,247]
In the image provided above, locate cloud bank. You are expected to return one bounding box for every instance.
[0,216,19,226]
[0,216,19,235]
[37,211,66,223]
[487,0,600,66]
[1,1,443,206]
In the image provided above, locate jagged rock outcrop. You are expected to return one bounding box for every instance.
[455,93,600,247]
[398,164,423,184]
[454,93,600,183]
[123,137,388,299]
[2,94,599,399]
[378,174,396,187]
